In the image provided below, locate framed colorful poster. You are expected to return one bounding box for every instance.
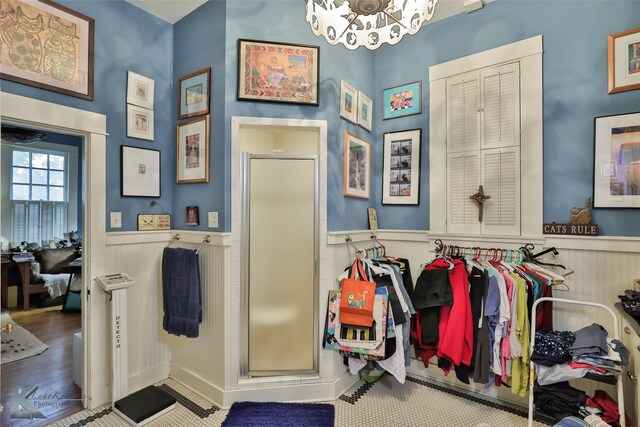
[593,112,640,208]
[340,80,358,124]
[127,71,154,109]
[382,128,421,205]
[127,104,154,141]
[382,81,422,120]
[0,0,94,100]
[608,27,640,94]
[357,91,373,131]
[237,39,319,105]
[177,115,210,184]
[121,145,160,197]
[178,67,211,119]
[343,131,370,199]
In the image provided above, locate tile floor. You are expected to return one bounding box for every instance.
[46,375,547,427]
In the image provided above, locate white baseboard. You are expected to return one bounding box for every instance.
[170,363,357,409]
[129,363,171,394]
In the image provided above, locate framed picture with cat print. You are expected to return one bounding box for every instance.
[593,111,640,208]
[127,71,155,109]
[0,0,95,100]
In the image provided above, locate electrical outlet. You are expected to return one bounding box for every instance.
[110,212,122,228]
[208,212,218,228]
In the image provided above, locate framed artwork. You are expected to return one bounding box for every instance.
[137,214,171,231]
[382,128,421,205]
[121,145,161,197]
[177,115,210,184]
[0,0,94,100]
[357,91,373,131]
[593,112,640,208]
[343,131,370,199]
[186,206,199,226]
[237,39,319,105]
[127,71,154,109]
[608,27,640,94]
[340,80,358,124]
[367,207,378,230]
[178,67,211,119]
[382,81,422,120]
[127,104,154,141]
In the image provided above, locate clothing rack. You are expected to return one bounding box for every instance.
[345,235,366,258]
[433,239,529,262]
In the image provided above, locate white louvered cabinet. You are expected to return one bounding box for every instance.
[446,62,521,235]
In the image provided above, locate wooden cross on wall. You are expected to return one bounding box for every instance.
[469,185,491,222]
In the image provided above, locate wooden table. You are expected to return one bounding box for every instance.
[61,263,82,313]
[1,259,31,310]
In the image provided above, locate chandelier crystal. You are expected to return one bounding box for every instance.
[305,0,439,50]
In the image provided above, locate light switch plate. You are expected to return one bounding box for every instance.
[110,212,122,228]
[208,212,218,228]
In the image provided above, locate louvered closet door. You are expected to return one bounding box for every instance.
[481,62,520,150]
[447,71,480,153]
[447,152,481,234]
[481,147,521,236]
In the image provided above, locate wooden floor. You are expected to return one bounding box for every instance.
[1,306,83,427]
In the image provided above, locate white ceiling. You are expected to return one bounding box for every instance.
[126,0,482,26]
[125,0,208,24]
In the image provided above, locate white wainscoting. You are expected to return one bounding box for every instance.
[105,231,173,393]
[109,229,639,410]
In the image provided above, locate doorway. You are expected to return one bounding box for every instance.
[231,116,328,385]
[1,92,109,420]
[1,128,84,424]
[242,154,319,376]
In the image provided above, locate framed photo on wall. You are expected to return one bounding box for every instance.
[343,131,370,199]
[357,91,373,131]
[177,115,210,184]
[382,81,422,120]
[237,39,319,105]
[186,206,199,226]
[127,71,154,109]
[127,104,154,141]
[121,145,161,197]
[0,0,94,100]
[608,27,640,94]
[382,128,421,205]
[367,207,378,230]
[340,80,358,124]
[178,67,211,119]
[593,112,640,208]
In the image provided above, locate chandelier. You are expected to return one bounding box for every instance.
[305,0,439,50]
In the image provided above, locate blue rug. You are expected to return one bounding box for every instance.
[222,401,335,426]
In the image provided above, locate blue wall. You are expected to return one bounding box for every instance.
[224,1,376,232]
[1,0,174,232]
[172,0,226,230]
[373,0,640,234]
[4,0,640,236]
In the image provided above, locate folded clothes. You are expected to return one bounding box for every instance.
[537,363,595,386]
[570,324,608,357]
[532,330,576,366]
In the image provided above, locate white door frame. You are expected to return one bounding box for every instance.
[1,92,110,409]
[230,116,330,390]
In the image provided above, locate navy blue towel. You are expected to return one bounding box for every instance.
[162,247,202,338]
